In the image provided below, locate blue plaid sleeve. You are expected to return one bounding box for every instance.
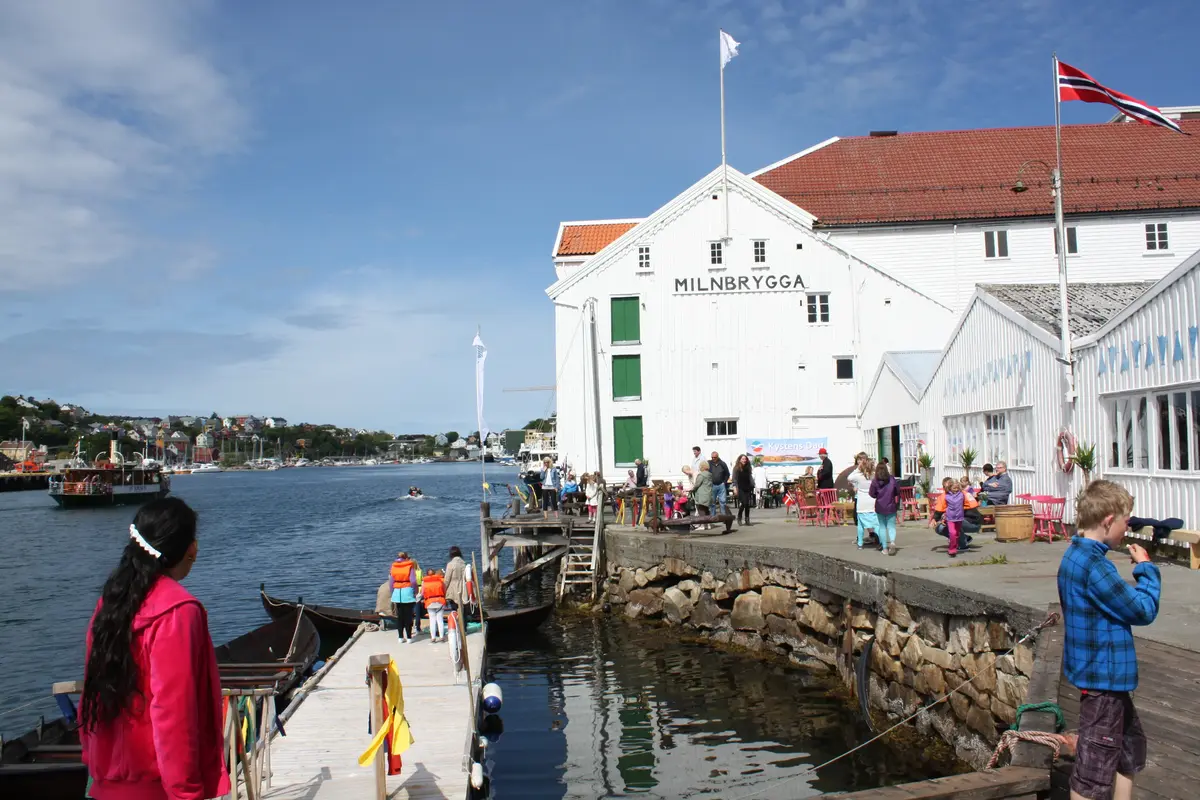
[1085,559,1161,626]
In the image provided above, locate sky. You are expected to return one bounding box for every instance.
[1,0,1196,434]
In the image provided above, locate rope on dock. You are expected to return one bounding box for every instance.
[1013,701,1065,732]
[0,696,51,718]
[727,611,1061,800]
[986,729,1072,769]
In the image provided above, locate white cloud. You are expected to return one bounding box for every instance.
[0,0,244,290]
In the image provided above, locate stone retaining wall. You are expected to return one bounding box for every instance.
[602,533,1044,768]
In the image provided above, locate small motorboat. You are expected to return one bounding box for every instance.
[407,486,424,498]
[261,584,384,641]
[0,716,85,800]
[216,610,320,696]
[483,601,555,636]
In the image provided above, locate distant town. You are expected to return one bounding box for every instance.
[0,394,554,471]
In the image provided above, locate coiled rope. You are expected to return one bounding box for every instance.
[727,611,1061,800]
[986,729,1071,769]
[1013,701,1065,732]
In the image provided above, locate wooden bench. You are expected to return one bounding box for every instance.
[647,514,735,534]
[1124,528,1200,570]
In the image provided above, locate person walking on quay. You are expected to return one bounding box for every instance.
[691,461,713,529]
[869,461,900,556]
[848,455,877,549]
[391,551,419,642]
[689,446,705,488]
[733,454,755,526]
[540,457,561,519]
[420,568,449,644]
[816,447,834,490]
[445,546,468,612]
[583,473,602,521]
[709,451,730,516]
[982,461,1012,505]
[81,497,231,800]
[1058,480,1159,800]
[942,480,976,558]
[635,458,647,487]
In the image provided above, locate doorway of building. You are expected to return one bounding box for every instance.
[878,426,901,474]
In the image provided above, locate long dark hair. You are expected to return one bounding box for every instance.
[875,462,892,482]
[82,497,198,731]
[733,454,751,473]
[448,546,463,560]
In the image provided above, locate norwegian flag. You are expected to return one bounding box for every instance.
[1057,60,1183,133]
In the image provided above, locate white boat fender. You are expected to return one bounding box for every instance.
[482,682,503,714]
[470,761,485,789]
[478,735,489,751]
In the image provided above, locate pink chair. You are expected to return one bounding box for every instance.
[899,486,919,520]
[1031,496,1067,542]
[816,489,838,526]
[1014,493,1034,504]
[795,492,820,526]
[926,490,945,522]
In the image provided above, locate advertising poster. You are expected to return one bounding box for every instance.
[745,437,828,466]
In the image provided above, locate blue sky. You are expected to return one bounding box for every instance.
[1,0,1195,433]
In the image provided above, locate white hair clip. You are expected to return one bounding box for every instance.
[130,524,163,560]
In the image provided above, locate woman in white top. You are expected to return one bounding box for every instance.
[847,453,878,550]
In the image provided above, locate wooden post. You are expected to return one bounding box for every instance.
[367,653,389,800]
[479,502,493,596]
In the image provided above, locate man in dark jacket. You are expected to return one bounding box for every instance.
[981,461,1013,504]
[817,448,834,490]
[709,451,730,515]
[635,458,647,487]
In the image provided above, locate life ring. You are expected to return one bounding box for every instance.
[1056,429,1077,474]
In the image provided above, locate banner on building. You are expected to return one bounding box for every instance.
[745,437,828,466]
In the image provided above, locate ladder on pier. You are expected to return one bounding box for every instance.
[557,520,601,602]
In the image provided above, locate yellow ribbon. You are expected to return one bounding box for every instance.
[357,659,414,767]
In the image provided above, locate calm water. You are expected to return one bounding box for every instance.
[0,465,952,796]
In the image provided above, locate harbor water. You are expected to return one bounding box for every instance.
[0,465,958,796]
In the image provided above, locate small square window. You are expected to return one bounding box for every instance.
[1053,227,1078,255]
[710,241,723,265]
[806,293,830,323]
[1145,222,1168,251]
[753,240,767,263]
[835,358,854,380]
[637,246,651,270]
[984,230,1008,259]
[706,418,738,437]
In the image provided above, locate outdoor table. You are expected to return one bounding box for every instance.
[831,501,854,525]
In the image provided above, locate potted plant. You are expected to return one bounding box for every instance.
[916,451,934,498]
[958,447,977,477]
[1072,442,1097,485]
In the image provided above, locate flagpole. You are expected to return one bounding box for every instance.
[720,30,729,241]
[1052,52,1074,400]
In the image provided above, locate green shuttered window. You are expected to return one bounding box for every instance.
[612,355,642,400]
[611,297,640,344]
[613,416,643,466]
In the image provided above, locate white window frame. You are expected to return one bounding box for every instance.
[637,245,651,271]
[1104,384,1200,475]
[944,408,1034,470]
[984,229,1009,259]
[705,418,739,438]
[1053,226,1079,255]
[902,422,920,478]
[1144,222,1170,253]
[753,239,767,264]
[807,293,830,324]
[709,241,724,266]
[834,356,855,382]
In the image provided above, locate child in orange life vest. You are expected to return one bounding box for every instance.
[420,569,448,643]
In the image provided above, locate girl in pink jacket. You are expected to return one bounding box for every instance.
[81,498,230,800]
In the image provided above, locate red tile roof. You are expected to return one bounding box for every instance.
[753,120,1200,226]
[556,222,639,256]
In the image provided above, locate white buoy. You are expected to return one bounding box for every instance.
[482,682,503,714]
[470,761,484,789]
[478,735,489,750]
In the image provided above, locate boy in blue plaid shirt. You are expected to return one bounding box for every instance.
[1057,480,1161,800]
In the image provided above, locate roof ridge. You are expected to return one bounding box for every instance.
[836,119,1200,140]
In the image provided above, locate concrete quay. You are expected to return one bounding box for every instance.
[600,508,1200,799]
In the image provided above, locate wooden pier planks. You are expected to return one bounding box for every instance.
[264,627,485,800]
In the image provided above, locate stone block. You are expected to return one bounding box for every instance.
[870,642,903,683]
[766,566,799,588]
[886,597,914,628]
[714,580,732,602]
[608,585,627,604]
[968,618,991,652]
[923,645,956,671]
[623,602,641,619]
[913,610,948,647]
[961,652,997,693]
[966,705,996,737]
[848,605,875,630]
[899,635,925,670]
[996,655,1017,675]
[627,588,664,617]
[731,591,765,631]
[810,587,840,606]
[691,591,727,629]
[995,671,1029,708]
[663,587,693,624]
[875,618,904,657]
[619,570,638,593]
[760,586,794,617]
[730,631,763,652]
[766,613,802,643]
[950,691,971,722]
[677,579,698,592]
[802,600,840,637]
[1014,643,1035,677]
[700,571,718,591]
[711,629,732,645]
[920,664,946,695]
[987,620,1012,651]
[992,696,1017,726]
[794,638,839,667]
[645,565,661,582]
[633,568,649,588]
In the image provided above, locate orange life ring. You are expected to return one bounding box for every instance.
[1056,429,1077,473]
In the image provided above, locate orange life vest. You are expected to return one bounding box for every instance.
[390,559,415,588]
[421,574,446,605]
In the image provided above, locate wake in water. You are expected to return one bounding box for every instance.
[396,494,432,501]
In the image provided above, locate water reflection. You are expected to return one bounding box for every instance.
[487,616,960,799]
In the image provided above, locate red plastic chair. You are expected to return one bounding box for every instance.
[1014,493,1034,504]
[926,490,944,521]
[1031,496,1067,542]
[795,491,820,526]
[816,489,838,526]
[898,486,918,520]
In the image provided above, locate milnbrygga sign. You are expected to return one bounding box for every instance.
[674,273,807,294]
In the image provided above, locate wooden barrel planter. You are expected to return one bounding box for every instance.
[994,504,1035,542]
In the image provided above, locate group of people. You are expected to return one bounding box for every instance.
[383,546,472,644]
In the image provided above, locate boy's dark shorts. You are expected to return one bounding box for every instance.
[1071,690,1146,798]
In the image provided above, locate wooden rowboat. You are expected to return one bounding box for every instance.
[483,600,555,635]
[0,717,85,800]
[216,609,320,695]
[261,584,383,641]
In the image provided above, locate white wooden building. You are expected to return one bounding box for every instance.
[752,120,1200,310]
[860,350,940,478]
[546,166,956,481]
[1072,249,1200,525]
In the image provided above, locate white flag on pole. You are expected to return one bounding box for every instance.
[720,30,740,69]
[473,332,490,446]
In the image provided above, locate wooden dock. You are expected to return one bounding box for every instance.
[262,625,487,800]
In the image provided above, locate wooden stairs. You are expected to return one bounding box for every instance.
[557,521,602,602]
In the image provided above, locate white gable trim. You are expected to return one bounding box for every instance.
[546,165,951,311]
[747,137,841,178]
[550,218,646,260]
[1073,246,1200,348]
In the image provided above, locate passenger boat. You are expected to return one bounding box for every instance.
[47,438,169,509]
[216,610,320,697]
